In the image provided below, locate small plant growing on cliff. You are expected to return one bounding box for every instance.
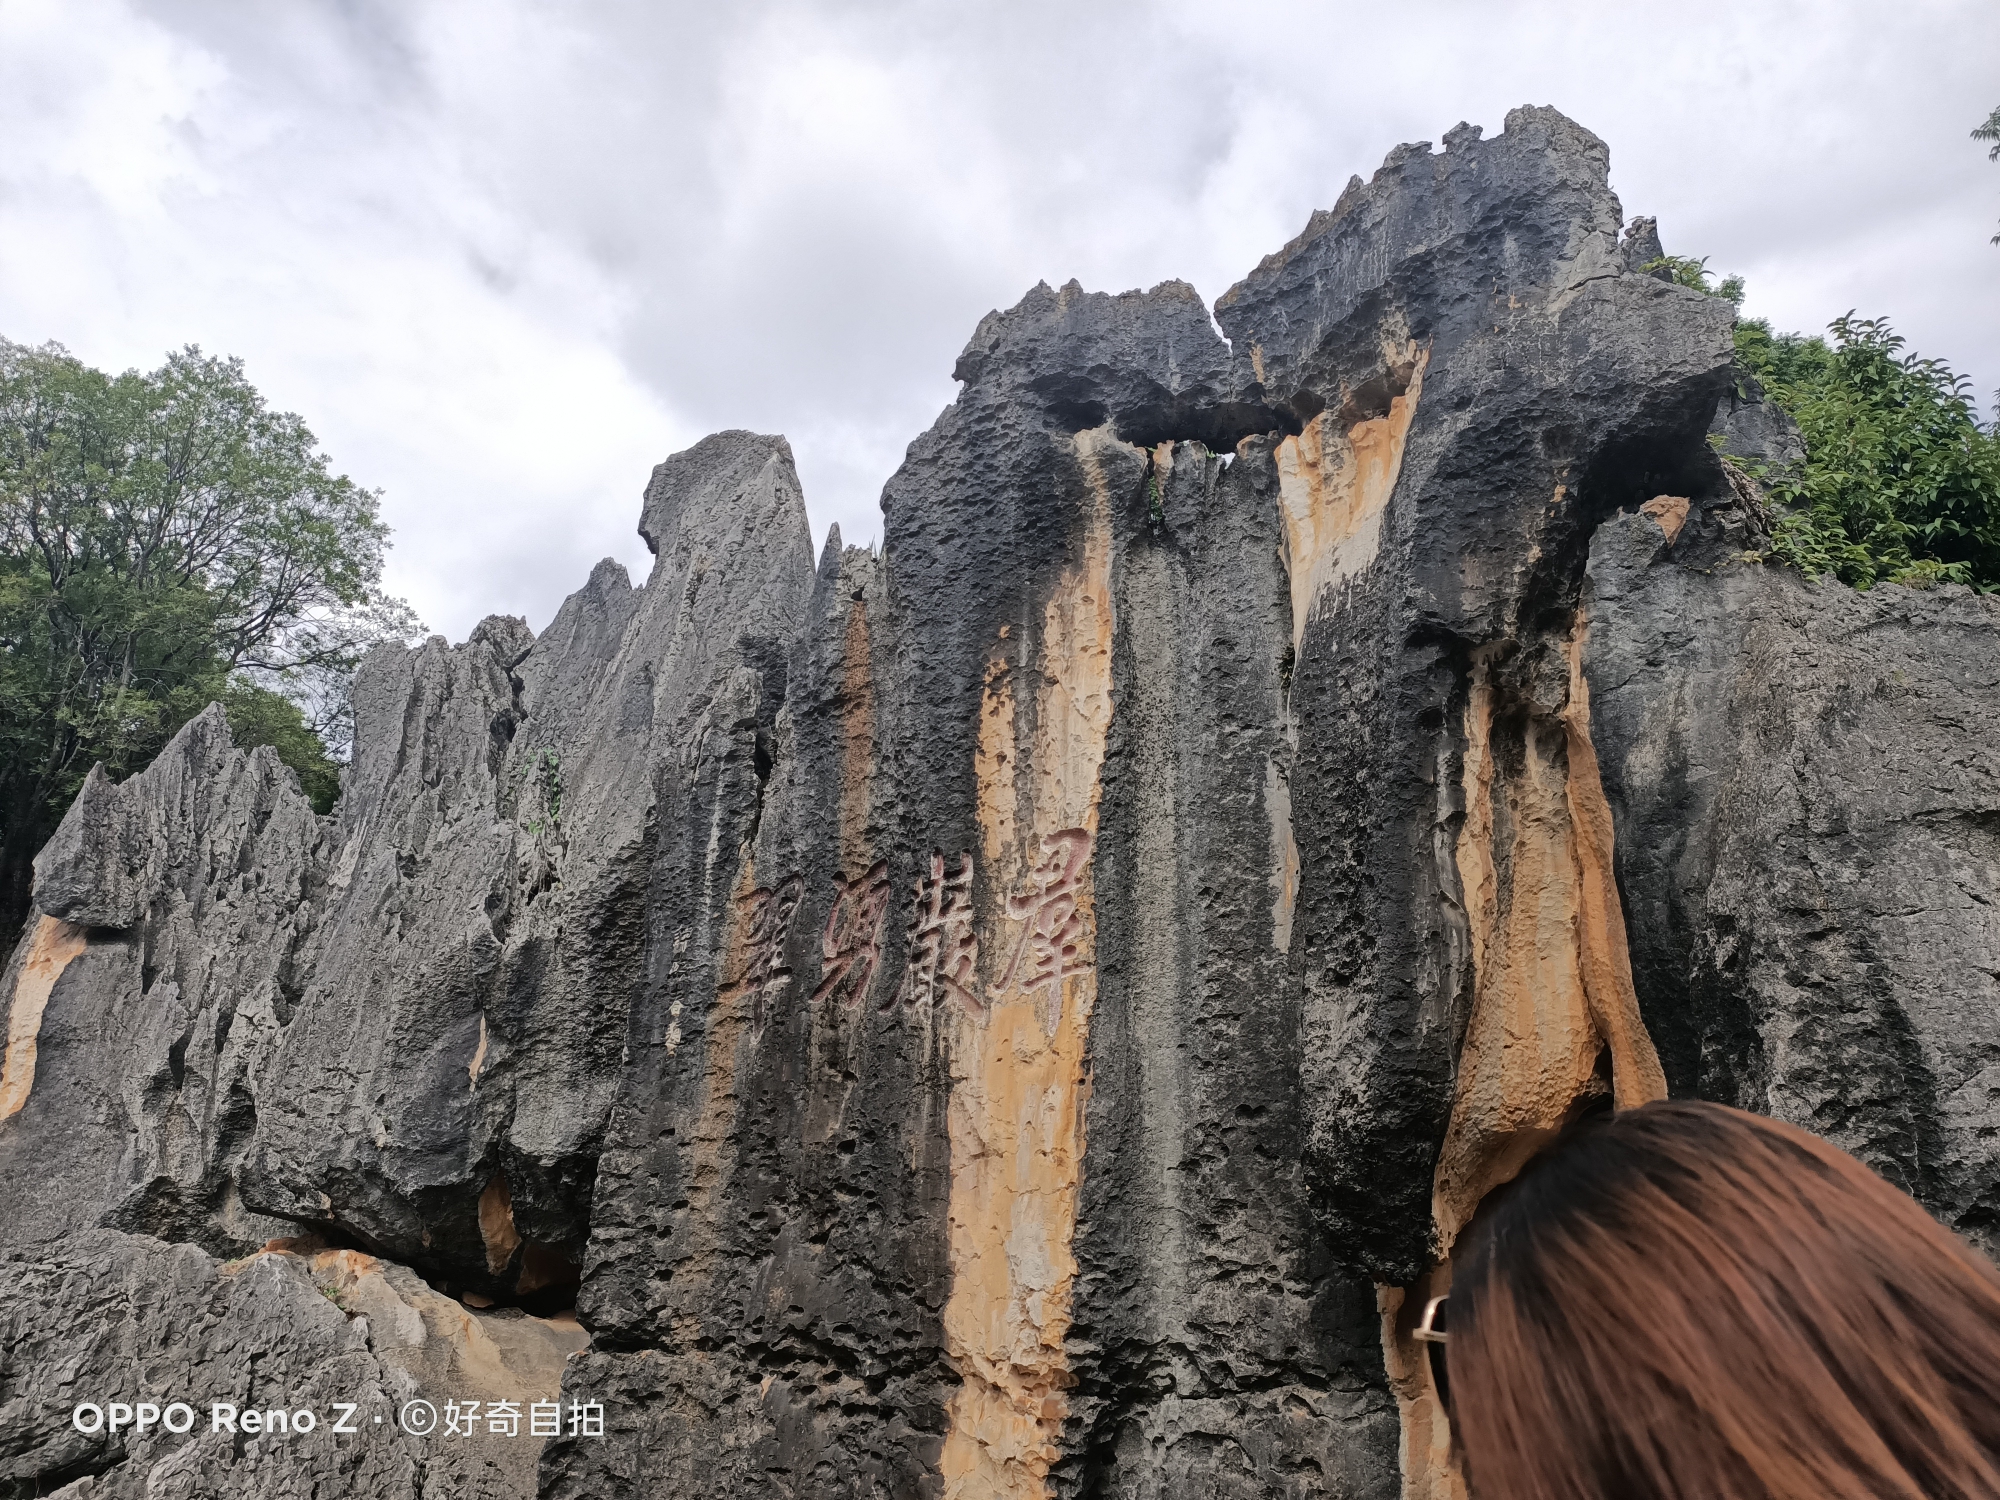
[514,748,565,899]
[1734,313,2000,590]
[532,750,563,835]
[1642,255,1745,306]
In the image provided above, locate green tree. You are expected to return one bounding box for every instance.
[1651,254,2000,591]
[0,339,419,936]
[1731,314,2000,590]
[1976,105,2000,244]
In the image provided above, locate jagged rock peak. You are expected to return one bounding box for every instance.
[638,428,812,569]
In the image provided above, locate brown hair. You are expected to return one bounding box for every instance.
[1447,1099,2000,1500]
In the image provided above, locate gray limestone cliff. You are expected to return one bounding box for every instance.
[2,106,1995,1500]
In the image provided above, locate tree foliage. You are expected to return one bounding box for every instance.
[1730,315,2000,591]
[220,679,342,810]
[1663,111,2000,589]
[1662,249,2000,591]
[0,338,419,932]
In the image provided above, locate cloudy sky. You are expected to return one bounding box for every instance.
[4,0,1995,642]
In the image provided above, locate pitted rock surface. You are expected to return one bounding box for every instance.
[1586,509,2000,1260]
[1,107,1993,1500]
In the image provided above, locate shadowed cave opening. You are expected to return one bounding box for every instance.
[263,1218,584,1319]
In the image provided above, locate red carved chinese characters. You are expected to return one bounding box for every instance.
[996,828,1093,1031]
[898,852,979,1013]
[811,861,892,1006]
[720,874,804,1026]
[724,837,1093,1030]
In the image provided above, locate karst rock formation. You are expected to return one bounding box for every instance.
[4,106,1997,1500]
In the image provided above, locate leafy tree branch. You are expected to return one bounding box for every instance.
[1649,254,2000,592]
[0,338,422,936]
[1734,315,2000,589]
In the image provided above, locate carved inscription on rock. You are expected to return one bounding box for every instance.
[899,853,979,1013]
[721,836,1097,1029]
[812,860,893,1007]
[996,828,1093,1032]
[720,875,805,1025]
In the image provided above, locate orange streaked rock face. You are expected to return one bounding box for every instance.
[35,106,1985,1500]
[1435,615,1667,1250]
[480,1172,523,1275]
[1639,493,1691,545]
[1274,343,1429,651]
[1387,609,1670,1500]
[0,916,86,1121]
[940,430,1118,1499]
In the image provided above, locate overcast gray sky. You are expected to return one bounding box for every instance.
[4,0,1996,642]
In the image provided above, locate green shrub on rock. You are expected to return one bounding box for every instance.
[1733,314,2000,591]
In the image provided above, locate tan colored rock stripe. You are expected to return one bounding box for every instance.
[1385,606,1669,1500]
[939,430,1118,1499]
[0,915,87,1121]
[1560,612,1670,1113]
[1273,342,1429,651]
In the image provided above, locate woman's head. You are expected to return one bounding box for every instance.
[1447,1099,2000,1500]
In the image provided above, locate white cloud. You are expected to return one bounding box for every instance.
[4,0,1996,640]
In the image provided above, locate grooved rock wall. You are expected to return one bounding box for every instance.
[2,106,1995,1500]
[1586,507,2000,1261]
